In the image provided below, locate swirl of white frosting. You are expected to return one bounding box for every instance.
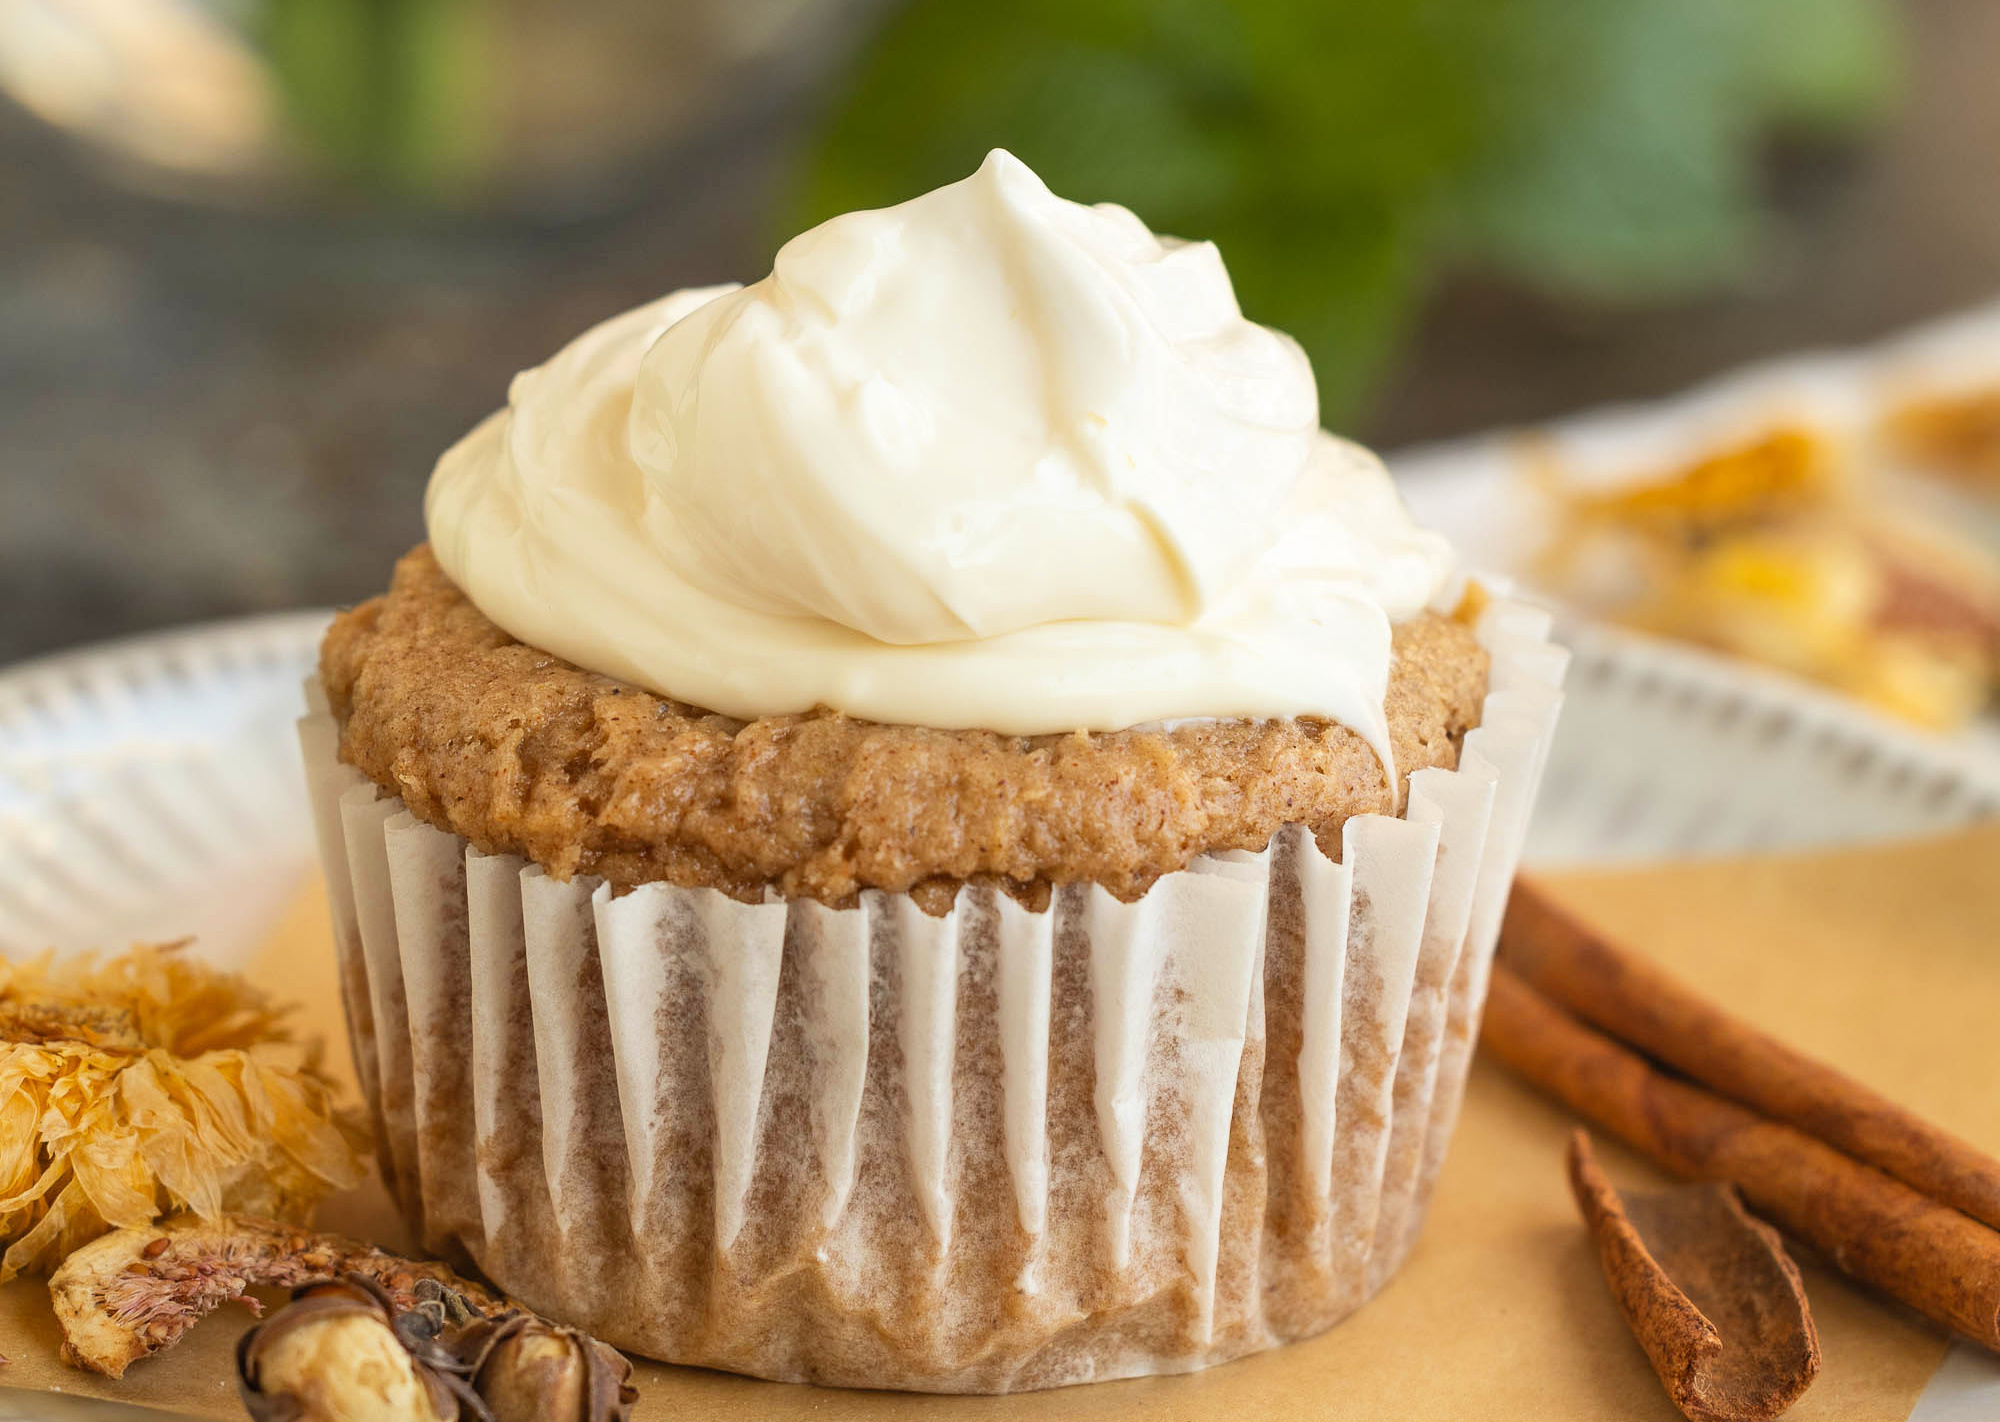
[426,150,1453,767]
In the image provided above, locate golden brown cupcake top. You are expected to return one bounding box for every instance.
[322,547,1487,911]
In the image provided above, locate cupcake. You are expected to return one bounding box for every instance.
[298,150,1564,1391]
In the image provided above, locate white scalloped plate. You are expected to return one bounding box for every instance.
[1,612,1996,1419]
[4,609,1995,966]
[0,612,329,967]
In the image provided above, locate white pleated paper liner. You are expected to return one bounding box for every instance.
[298,600,1564,1392]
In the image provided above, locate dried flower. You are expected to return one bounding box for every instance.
[457,1313,638,1422]
[0,943,370,1280]
[238,1276,486,1422]
[50,1213,510,1377]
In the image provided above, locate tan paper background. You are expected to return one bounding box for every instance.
[6,822,1998,1420]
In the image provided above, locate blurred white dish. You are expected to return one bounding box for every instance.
[0,611,325,966]
[2,606,1996,964]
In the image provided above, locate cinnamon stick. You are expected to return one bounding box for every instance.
[1502,877,2000,1233]
[1568,1130,1820,1422]
[1482,965,2000,1350]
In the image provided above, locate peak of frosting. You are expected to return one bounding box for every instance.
[625,149,1318,645]
[426,149,1454,766]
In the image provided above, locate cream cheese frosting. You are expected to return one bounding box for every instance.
[425,149,1453,767]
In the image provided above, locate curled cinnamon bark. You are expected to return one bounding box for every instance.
[1569,1130,1819,1422]
[1503,878,2000,1232]
[1483,966,2000,1351]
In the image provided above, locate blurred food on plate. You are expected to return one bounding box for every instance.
[1872,314,2000,499]
[1534,438,2000,730]
[1405,304,2000,732]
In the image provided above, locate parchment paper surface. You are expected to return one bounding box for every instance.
[9,822,1998,1420]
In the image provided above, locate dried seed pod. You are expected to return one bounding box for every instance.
[457,1314,637,1422]
[49,1214,511,1377]
[238,1276,486,1422]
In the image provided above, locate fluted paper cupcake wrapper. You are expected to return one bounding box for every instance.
[298,600,1564,1392]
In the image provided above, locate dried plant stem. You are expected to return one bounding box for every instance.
[49,1214,511,1378]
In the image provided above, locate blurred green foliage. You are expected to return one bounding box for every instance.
[791,0,1904,417]
[263,0,489,193]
